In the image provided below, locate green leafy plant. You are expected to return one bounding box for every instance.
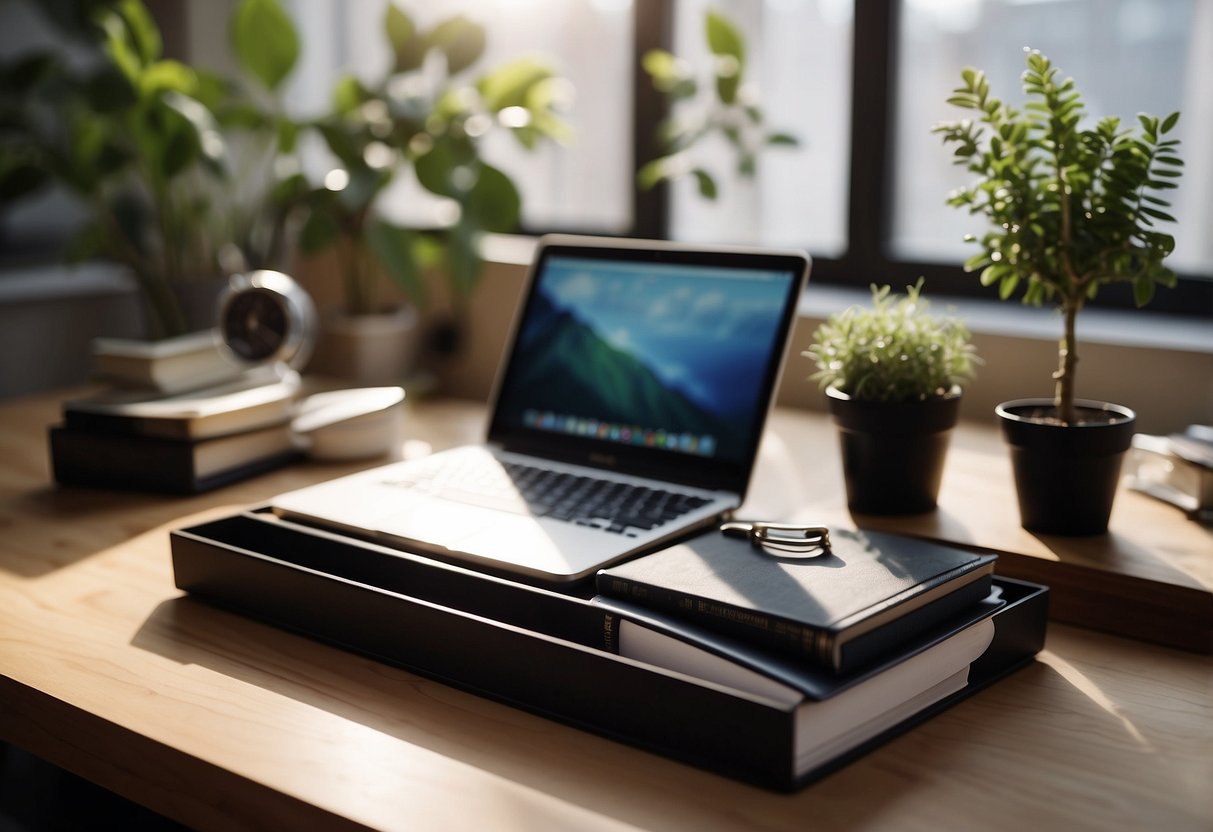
[806,280,978,403]
[0,0,229,339]
[294,3,571,317]
[638,9,796,199]
[216,0,310,274]
[933,49,1183,424]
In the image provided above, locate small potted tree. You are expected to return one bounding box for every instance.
[806,280,978,515]
[934,49,1183,534]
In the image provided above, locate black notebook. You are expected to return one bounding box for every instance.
[596,528,997,673]
[49,423,298,494]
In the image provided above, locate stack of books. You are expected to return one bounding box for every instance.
[170,511,1046,789]
[590,528,1001,772]
[89,330,246,394]
[1127,425,1213,524]
[50,358,303,494]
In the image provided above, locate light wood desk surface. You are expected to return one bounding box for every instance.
[1,390,1210,831]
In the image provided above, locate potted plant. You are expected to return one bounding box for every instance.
[934,49,1183,534]
[0,0,231,340]
[637,9,797,203]
[213,0,311,277]
[805,280,978,515]
[290,3,570,383]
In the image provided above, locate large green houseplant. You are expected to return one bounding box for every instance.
[806,281,978,514]
[290,3,569,381]
[934,49,1183,533]
[0,0,230,339]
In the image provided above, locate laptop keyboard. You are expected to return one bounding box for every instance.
[382,458,711,536]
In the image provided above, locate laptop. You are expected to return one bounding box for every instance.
[271,235,810,582]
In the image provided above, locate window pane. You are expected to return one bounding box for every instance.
[666,0,853,256]
[891,0,1213,278]
[285,0,633,233]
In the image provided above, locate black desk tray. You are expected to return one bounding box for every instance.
[170,509,1049,791]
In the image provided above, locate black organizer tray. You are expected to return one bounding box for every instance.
[169,509,1049,791]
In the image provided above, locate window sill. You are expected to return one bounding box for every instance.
[798,285,1213,356]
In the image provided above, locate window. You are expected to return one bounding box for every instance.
[663,0,853,257]
[892,0,1213,280]
[5,0,1209,319]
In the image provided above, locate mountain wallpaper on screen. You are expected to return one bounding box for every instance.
[502,288,742,458]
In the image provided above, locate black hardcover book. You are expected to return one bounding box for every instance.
[596,528,997,673]
[49,423,298,494]
[169,511,1048,790]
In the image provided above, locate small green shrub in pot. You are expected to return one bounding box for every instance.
[807,280,978,404]
[806,281,979,515]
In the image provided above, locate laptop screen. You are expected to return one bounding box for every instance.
[488,238,809,493]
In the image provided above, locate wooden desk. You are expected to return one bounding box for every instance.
[1,391,1210,831]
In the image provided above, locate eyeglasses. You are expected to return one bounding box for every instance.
[720,520,831,557]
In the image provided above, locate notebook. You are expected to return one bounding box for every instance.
[271,235,810,582]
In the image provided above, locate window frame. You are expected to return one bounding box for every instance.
[527,0,1211,321]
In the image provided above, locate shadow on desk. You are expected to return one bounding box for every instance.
[125,592,1206,831]
[131,596,937,825]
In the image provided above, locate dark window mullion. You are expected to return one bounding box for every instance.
[842,0,897,283]
[631,1,674,240]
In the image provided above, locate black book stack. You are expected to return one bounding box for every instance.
[50,359,302,495]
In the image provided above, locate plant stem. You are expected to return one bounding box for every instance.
[99,200,188,339]
[1054,297,1080,425]
[1050,91,1081,426]
[338,230,375,316]
[135,266,189,339]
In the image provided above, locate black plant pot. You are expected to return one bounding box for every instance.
[827,387,960,515]
[996,398,1136,536]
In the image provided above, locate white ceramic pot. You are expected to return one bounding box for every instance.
[311,306,421,385]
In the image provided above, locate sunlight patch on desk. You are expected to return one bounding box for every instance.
[1037,649,1152,750]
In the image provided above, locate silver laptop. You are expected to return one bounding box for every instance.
[271,235,809,582]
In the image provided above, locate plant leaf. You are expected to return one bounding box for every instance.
[232,0,299,92]
[140,59,196,97]
[368,220,426,304]
[636,157,670,190]
[1132,276,1155,307]
[298,197,339,254]
[705,10,744,63]
[692,168,717,200]
[462,162,520,232]
[112,0,162,66]
[477,57,553,111]
[385,3,425,73]
[426,15,486,76]
[766,132,798,146]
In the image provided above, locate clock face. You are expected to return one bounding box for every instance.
[222,287,289,362]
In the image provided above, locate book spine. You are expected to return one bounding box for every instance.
[597,576,832,667]
[64,409,189,440]
[49,426,200,492]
